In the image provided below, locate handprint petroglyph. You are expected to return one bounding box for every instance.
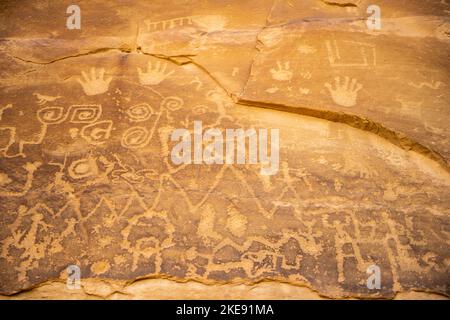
[77,68,113,96]
[325,76,363,107]
[137,61,174,86]
[270,61,293,81]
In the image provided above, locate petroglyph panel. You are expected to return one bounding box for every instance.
[241,24,450,165]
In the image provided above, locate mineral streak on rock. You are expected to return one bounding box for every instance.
[0,0,449,299]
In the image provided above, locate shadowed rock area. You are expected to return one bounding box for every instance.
[0,0,449,299]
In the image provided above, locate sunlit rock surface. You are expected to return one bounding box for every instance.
[0,0,449,299]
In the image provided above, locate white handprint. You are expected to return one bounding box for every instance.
[270,61,293,81]
[325,76,362,107]
[77,68,112,96]
[137,61,174,86]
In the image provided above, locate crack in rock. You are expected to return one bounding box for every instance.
[320,0,359,7]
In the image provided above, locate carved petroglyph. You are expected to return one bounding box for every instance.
[77,68,113,96]
[1,10,449,299]
[1,141,448,297]
[265,87,279,94]
[325,40,377,68]
[395,96,423,118]
[121,126,150,149]
[299,71,312,80]
[40,105,104,139]
[144,16,194,31]
[297,44,317,55]
[161,96,184,112]
[270,61,293,81]
[0,123,47,158]
[190,76,203,91]
[143,15,227,33]
[0,162,41,197]
[11,206,53,280]
[120,96,179,150]
[325,77,363,107]
[69,105,102,123]
[33,93,62,105]
[0,104,12,120]
[206,90,233,123]
[37,106,66,124]
[80,120,113,145]
[299,88,311,95]
[126,103,154,122]
[137,61,174,86]
[0,127,16,157]
[68,158,99,179]
[0,104,104,158]
[408,80,443,90]
[225,205,248,238]
[111,154,158,184]
[66,156,114,186]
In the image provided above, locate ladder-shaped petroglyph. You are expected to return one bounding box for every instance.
[143,15,227,33]
[325,40,377,68]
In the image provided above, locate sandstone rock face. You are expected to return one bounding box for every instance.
[0,0,449,299]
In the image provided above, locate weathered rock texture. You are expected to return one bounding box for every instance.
[0,0,449,299]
